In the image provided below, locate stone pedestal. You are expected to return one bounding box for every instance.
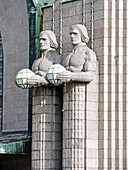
[32,86,62,170]
[31,70,98,170]
[63,82,86,169]
[63,72,98,169]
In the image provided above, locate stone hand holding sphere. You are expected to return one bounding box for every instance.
[57,70,72,83]
[27,74,48,86]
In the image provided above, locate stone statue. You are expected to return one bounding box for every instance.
[27,30,61,86]
[58,24,96,83]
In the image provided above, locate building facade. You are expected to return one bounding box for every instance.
[0,0,128,169]
[0,0,30,169]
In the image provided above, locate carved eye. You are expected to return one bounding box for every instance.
[70,32,77,36]
[40,38,46,41]
[73,33,77,35]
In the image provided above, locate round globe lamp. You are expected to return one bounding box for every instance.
[15,69,35,89]
[46,64,66,86]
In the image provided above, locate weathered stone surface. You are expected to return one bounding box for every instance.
[32,86,62,170]
[0,0,29,132]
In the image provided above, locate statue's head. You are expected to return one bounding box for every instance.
[70,24,89,45]
[39,30,58,51]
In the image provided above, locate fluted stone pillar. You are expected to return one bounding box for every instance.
[63,82,86,169]
[32,86,62,170]
[63,71,98,169]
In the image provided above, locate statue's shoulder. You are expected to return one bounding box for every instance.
[84,47,96,62]
[32,57,41,66]
[84,46,95,54]
[48,49,58,54]
[62,52,72,67]
[47,49,62,64]
[32,57,42,72]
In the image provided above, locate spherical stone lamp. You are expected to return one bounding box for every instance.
[46,64,66,86]
[15,69,35,89]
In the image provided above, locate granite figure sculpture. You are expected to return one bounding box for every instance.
[61,24,97,169]
[27,30,61,86]
[58,24,96,83]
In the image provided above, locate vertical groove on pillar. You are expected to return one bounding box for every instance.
[52,2,55,32]
[98,2,108,169]
[110,1,116,169]
[103,1,109,169]
[59,0,63,55]
[40,88,43,169]
[125,1,128,169]
[42,87,45,170]
[82,0,86,25]
[91,1,94,50]
[123,0,127,169]
[108,1,112,169]
[115,1,119,169]
[115,1,124,169]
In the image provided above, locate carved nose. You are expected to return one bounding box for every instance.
[40,39,43,43]
[70,33,74,37]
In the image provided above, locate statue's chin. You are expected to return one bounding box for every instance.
[40,47,50,51]
[72,41,80,45]
[40,47,46,51]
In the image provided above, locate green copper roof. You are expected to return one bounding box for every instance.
[33,0,77,8]
[0,139,30,155]
[33,0,55,7]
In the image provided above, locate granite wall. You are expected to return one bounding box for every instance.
[42,0,128,169]
[0,0,29,132]
[0,0,128,169]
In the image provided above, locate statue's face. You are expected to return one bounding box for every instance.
[39,33,50,51]
[70,27,82,45]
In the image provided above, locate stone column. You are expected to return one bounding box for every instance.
[63,71,98,169]
[32,86,62,170]
[63,82,86,169]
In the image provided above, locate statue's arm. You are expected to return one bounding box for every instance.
[58,71,93,83]
[84,50,97,72]
[70,71,93,82]
[71,50,96,82]
[27,74,49,86]
[34,70,46,77]
[58,49,96,83]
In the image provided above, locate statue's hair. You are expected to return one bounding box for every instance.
[71,24,89,43]
[39,30,58,49]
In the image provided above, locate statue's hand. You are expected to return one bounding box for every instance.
[58,71,72,83]
[27,75,48,86]
[35,71,46,77]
